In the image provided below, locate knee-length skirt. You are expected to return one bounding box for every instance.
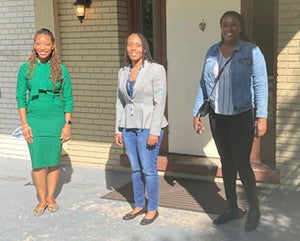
[26,93,65,168]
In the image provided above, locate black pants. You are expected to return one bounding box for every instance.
[209,109,258,208]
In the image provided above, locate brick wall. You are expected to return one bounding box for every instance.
[276,0,300,186]
[1,0,299,186]
[57,0,128,167]
[0,0,35,134]
[0,0,128,169]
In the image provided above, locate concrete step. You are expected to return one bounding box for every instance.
[120,153,280,183]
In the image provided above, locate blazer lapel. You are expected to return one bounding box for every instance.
[131,61,150,98]
[119,67,130,99]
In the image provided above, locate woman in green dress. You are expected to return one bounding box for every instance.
[16,28,74,216]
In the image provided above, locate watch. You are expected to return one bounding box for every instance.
[65,120,72,125]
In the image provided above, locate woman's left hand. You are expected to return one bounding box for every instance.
[147,134,159,147]
[61,124,71,143]
[255,118,267,138]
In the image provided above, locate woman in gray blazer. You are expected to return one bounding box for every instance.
[115,33,168,225]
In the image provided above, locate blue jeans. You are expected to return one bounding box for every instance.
[122,128,164,211]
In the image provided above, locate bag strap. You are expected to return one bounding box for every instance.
[207,49,238,99]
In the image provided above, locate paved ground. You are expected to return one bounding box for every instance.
[1,157,300,241]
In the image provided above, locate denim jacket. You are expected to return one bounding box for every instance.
[193,39,268,118]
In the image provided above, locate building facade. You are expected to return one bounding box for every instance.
[0,0,299,188]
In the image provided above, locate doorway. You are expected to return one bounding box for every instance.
[127,0,168,154]
[127,0,277,168]
[242,0,277,167]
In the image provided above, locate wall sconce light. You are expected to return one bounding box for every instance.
[73,0,92,23]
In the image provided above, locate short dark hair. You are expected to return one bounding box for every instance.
[220,11,248,41]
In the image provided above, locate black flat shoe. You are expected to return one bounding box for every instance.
[213,207,240,225]
[140,212,159,225]
[123,208,145,220]
[245,209,260,231]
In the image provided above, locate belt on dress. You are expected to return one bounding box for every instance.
[31,89,60,100]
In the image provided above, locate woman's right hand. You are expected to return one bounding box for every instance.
[22,125,33,143]
[193,117,205,134]
[115,133,123,147]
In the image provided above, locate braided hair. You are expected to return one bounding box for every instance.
[27,28,62,87]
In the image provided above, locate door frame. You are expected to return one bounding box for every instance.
[241,0,277,167]
[127,0,168,155]
[127,0,277,164]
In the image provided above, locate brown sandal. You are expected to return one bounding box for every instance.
[48,203,59,212]
[33,204,48,217]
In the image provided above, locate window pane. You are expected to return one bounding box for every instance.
[141,0,153,55]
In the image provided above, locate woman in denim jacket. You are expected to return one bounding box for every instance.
[193,11,268,231]
[115,33,168,225]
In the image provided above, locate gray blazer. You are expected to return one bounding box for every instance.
[115,60,168,136]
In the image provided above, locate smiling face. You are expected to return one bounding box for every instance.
[126,34,143,66]
[34,34,55,62]
[220,14,242,45]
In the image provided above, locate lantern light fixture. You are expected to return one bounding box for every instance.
[73,0,92,23]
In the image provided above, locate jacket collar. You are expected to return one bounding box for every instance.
[214,39,244,54]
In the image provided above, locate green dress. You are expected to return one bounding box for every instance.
[16,60,74,168]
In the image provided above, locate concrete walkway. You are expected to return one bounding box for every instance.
[1,157,299,241]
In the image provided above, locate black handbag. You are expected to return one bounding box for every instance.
[198,98,211,117]
[197,50,237,118]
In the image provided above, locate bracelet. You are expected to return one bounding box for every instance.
[65,120,72,125]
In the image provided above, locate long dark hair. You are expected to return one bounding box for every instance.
[220,11,249,41]
[124,32,154,65]
[27,28,62,86]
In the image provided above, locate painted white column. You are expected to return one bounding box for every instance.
[34,0,61,53]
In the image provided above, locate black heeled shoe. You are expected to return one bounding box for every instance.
[245,209,260,231]
[140,211,159,225]
[213,207,240,225]
[123,208,145,220]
